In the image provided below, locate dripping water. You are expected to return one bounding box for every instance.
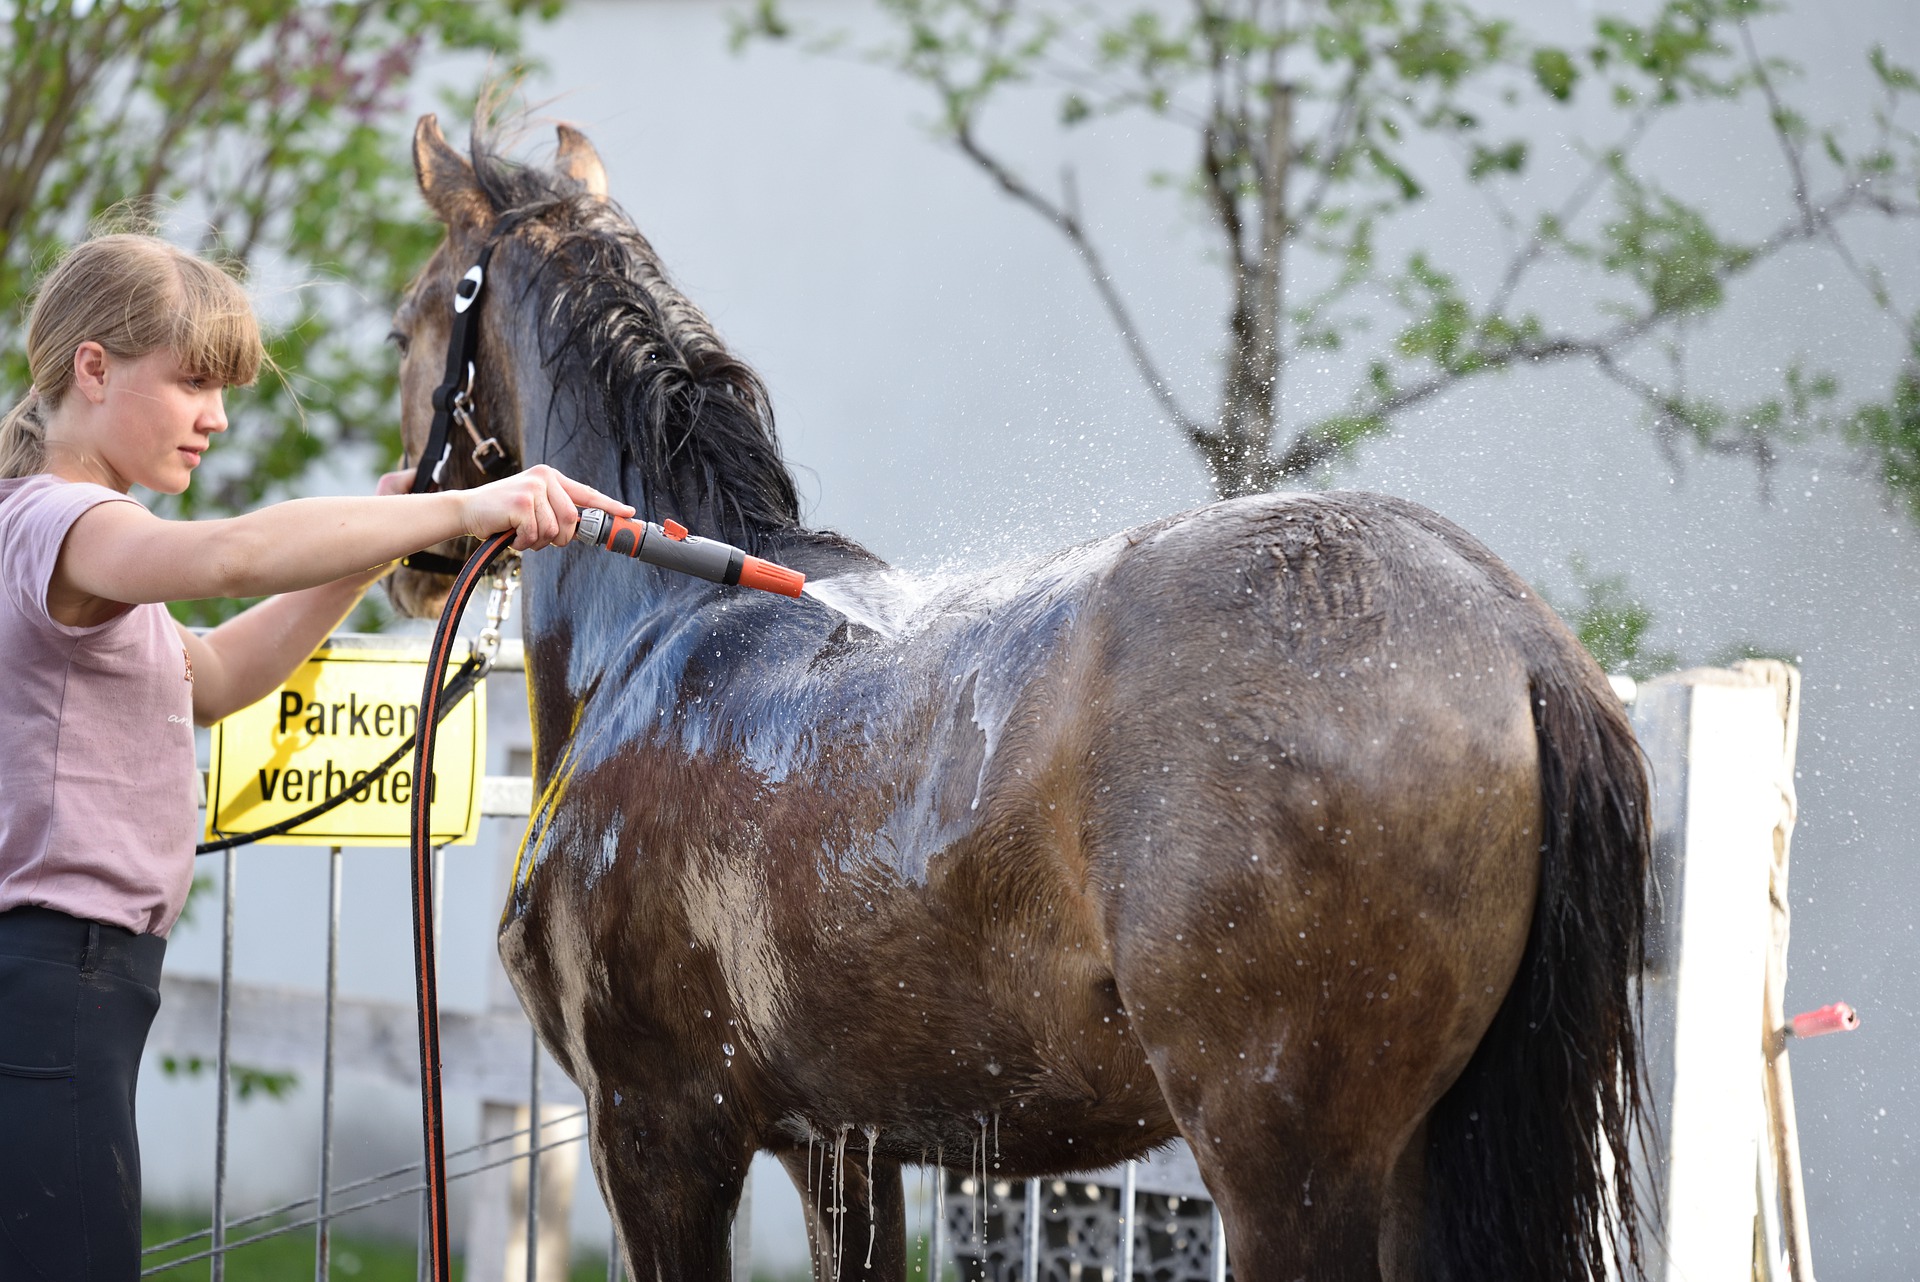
[831,1123,851,1282]
[863,1124,880,1269]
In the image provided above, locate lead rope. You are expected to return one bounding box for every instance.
[411,530,519,1282]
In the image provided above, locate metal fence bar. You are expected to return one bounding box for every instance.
[606,1222,621,1281]
[1209,1202,1227,1282]
[143,1106,591,1261]
[414,1159,430,1282]
[526,1026,542,1281]
[1117,1160,1136,1282]
[928,1166,945,1282]
[1022,1178,1040,1282]
[418,844,446,1282]
[211,847,237,1282]
[143,1125,587,1276]
[316,846,342,1282]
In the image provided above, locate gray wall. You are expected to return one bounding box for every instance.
[147,1,1918,1276]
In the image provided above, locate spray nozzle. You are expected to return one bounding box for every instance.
[575,508,805,597]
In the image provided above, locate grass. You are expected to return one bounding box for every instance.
[141,1210,615,1281]
[143,1210,936,1280]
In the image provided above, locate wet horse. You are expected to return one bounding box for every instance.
[389,115,1649,1282]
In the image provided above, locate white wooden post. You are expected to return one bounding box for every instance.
[1630,662,1804,1282]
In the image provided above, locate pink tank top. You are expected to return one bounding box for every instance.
[0,474,198,936]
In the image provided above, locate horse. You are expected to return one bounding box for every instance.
[387,113,1650,1282]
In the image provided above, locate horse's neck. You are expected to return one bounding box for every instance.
[513,377,699,762]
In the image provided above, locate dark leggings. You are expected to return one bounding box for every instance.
[0,906,165,1282]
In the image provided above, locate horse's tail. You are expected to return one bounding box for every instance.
[1420,652,1651,1282]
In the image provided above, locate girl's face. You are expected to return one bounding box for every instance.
[57,345,229,494]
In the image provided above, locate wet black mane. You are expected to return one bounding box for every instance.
[468,130,807,552]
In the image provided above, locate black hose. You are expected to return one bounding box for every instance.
[408,529,516,1282]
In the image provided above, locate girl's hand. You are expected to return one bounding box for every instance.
[458,464,633,550]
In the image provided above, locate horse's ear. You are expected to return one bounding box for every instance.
[413,114,489,231]
[555,124,609,200]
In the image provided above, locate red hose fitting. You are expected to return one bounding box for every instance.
[1787,1002,1860,1039]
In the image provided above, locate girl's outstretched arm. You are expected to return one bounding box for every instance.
[54,463,628,607]
[176,467,408,725]
[51,464,632,723]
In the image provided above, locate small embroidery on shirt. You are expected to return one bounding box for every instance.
[183,647,194,685]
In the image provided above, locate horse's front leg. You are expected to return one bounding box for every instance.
[590,1089,753,1281]
[777,1139,905,1282]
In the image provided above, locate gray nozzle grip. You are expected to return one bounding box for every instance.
[639,530,739,584]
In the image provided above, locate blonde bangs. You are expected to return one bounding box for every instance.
[166,255,265,387]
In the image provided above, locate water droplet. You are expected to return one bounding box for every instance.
[722,1042,735,1056]
[714,1093,724,1104]
[704,1009,713,1018]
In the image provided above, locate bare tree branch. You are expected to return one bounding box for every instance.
[953,122,1213,446]
[1487,112,1651,319]
[1292,70,1362,227]
[1740,15,1910,334]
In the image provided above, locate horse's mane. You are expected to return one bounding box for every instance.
[467,124,810,553]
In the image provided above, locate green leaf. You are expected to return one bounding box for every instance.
[1869,42,1920,95]
[1540,554,1678,680]
[1843,356,1920,525]
[1531,46,1579,101]
[1468,139,1528,180]
[159,1055,300,1101]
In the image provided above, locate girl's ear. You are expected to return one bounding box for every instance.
[555,124,609,200]
[71,341,109,404]
[413,114,491,234]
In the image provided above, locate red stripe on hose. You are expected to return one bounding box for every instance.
[411,530,514,1282]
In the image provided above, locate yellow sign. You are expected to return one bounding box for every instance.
[206,648,485,847]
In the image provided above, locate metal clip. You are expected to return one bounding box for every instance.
[473,555,522,670]
[449,361,509,475]
[471,434,508,473]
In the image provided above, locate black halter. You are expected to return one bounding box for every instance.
[402,224,527,573]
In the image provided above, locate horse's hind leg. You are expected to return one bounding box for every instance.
[777,1139,905,1282]
[1116,812,1533,1281]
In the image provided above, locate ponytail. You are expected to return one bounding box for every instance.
[0,388,45,479]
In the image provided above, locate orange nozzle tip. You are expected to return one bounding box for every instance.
[739,556,805,598]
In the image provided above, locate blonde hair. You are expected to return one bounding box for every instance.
[0,233,265,478]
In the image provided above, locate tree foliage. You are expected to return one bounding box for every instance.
[739,0,1920,514]
[0,0,558,622]
[1544,553,1680,680]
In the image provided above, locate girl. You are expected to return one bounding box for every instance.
[0,232,628,1279]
